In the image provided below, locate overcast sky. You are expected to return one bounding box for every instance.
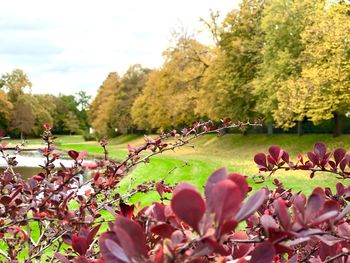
[0,0,239,96]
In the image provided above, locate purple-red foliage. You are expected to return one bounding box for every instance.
[0,121,350,262]
[254,143,350,179]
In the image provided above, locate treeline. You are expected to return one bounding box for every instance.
[0,69,90,138]
[90,0,350,136]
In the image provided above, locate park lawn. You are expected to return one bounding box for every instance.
[58,133,350,206]
[5,135,86,149]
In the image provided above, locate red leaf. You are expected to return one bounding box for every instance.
[228,173,249,198]
[150,203,166,221]
[156,182,164,198]
[68,150,79,160]
[336,183,345,195]
[311,211,338,226]
[274,198,291,230]
[62,233,73,245]
[282,150,289,163]
[323,200,341,213]
[72,234,89,256]
[219,220,238,236]
[320,152,332,168]
[33,173,45,181]
[99,232,131,263]
[87,224,101,245]
[267,155,277,166]
[204,167,227,201]
[173,182,197,196]
[316,234,343,246]
[231,231,252,259]
[235,189,267,221]
[150,223,176,238]
[119,202,134,219]
[298,154,304,164]
[335,204,350,222]
[260,214,279,234]
[207,179,241,224]
[94,172,100,181]
[307,152,319,166]
[113,217,148,258]
[305,188,324,223]
[250,242,275,263]
[254,153,267,170]
[314,142,326,158]
[334,148,346,166]
[339,155,350,171]
[171,188,205,233]
[268,145,283,163]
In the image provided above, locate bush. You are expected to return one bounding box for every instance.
[0,120,349,262]
[83,131,97,141]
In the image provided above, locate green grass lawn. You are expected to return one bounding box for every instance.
[57,133,350,206]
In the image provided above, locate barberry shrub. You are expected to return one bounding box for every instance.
[0,120,349,262]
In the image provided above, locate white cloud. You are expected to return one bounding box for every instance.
[0,0,240,97]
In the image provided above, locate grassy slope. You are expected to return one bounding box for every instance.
[58,133,350,206]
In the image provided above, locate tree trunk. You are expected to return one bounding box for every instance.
[333,112,342,137]
[267,123,273,135]
[297,120,304,136]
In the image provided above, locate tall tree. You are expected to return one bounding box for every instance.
[75,91,91,130]
[76,91,91,112]
[197,0,265,122]
[10,95,35,139]
[253,0,311,133]
[109,65,150,134]
[132,37,211,130]
[89,72,121,135]
[273,1,350,136]
[299,2,350,136]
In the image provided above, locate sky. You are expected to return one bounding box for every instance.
[0,0,240,97]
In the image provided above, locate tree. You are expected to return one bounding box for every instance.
[89,72,121,135]
[132,37,211,130]
[75,91,91,130]
[76,91,91,112]
[298,2,350,136]
[63,111,80,134]
[0,69,32,102]
[10,95,35,139]
[0,90,13,130]
[109,65,150,134]
[29,95,55,136]
[253,0,310,134]
[197,0,265,122]
[262,1,350,136]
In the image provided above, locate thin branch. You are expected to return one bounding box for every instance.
[324,252,350,263]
